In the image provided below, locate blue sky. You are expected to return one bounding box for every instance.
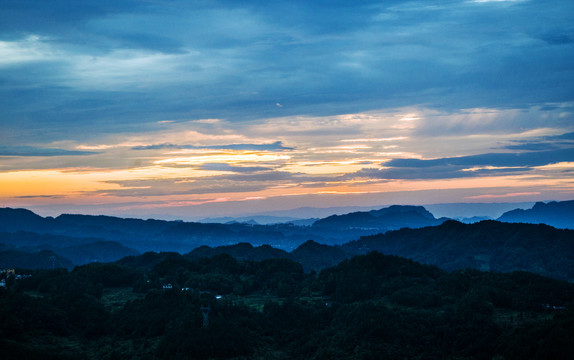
[1,0,573,219]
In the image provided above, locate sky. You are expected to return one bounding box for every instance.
[1,0,573,220]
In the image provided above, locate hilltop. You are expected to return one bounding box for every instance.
[498,200,574,229]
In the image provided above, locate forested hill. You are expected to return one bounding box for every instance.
[2,251,573,359]
[186,240,350,272]
[344,220,574,281]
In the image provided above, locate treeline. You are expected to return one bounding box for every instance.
[344,220,574,281]
[1,251,573,359]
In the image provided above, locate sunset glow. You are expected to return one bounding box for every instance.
[1,1,573,219]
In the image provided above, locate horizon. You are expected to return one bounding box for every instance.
[1,1,573,219]
[2,199,544,223]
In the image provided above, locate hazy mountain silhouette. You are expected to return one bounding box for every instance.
[199,215,304,225]
[0,231,139,266]
[498,200,574,229]
[312,205,446,231]
[0,205,450,252]
[54,241,139,265]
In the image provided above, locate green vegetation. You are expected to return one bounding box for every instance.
[1,252,573,359]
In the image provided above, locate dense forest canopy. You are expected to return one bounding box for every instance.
[1,250,574,359]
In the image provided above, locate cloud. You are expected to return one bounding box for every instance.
[501,131,574,151]
[465,192,541,200]
[14,195,66,199]
[96,168,340,198]
[1,0,573,145]
[388,149,574,168]
[351,147,574,180]
[132,141,292,151]
[0,146,98,157]
[198,163,273,173]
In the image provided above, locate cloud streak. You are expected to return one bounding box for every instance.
[0,146,98,157]
[351,147,574,180]
[132,141,292,151]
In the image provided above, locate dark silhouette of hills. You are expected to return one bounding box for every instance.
[0,248,73,269]
[115,251,183,270]
[344,220,574,281]
[3,245,574,360]
[173,219,574,280]
[0,208,58,233]
[0,231,139,267]
[0,209,295,252]
[0,205,450,253]
[289,240,349,271]
[1,202,574,281]
[54,241,139,265]
[185,240,350,272]
[186,242,289,262]
[498,200,574,229]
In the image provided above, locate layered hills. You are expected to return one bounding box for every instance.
[2,201,573,360]
[1,200,573,281]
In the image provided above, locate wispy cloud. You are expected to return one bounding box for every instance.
[132,141,292,151]
[0,146,98,157]
[465,192,541,200]
[350,147,574,180]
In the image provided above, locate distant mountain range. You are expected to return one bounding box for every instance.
[0,204,451,255]
[1,200,573,279]
[313,205,445,230]
[0,231,138,269]
[198,201,535,224]
[497,200,574,229]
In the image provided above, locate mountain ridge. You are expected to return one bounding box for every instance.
[1,200,573,280]
[497,200,574,229]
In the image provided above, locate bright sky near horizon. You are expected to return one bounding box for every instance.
[1,0,573,219]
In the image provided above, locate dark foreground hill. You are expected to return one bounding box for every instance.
[498,199,574,229]
[186,240,349,272]
[344,220,574,281]
[1,251,573,359]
